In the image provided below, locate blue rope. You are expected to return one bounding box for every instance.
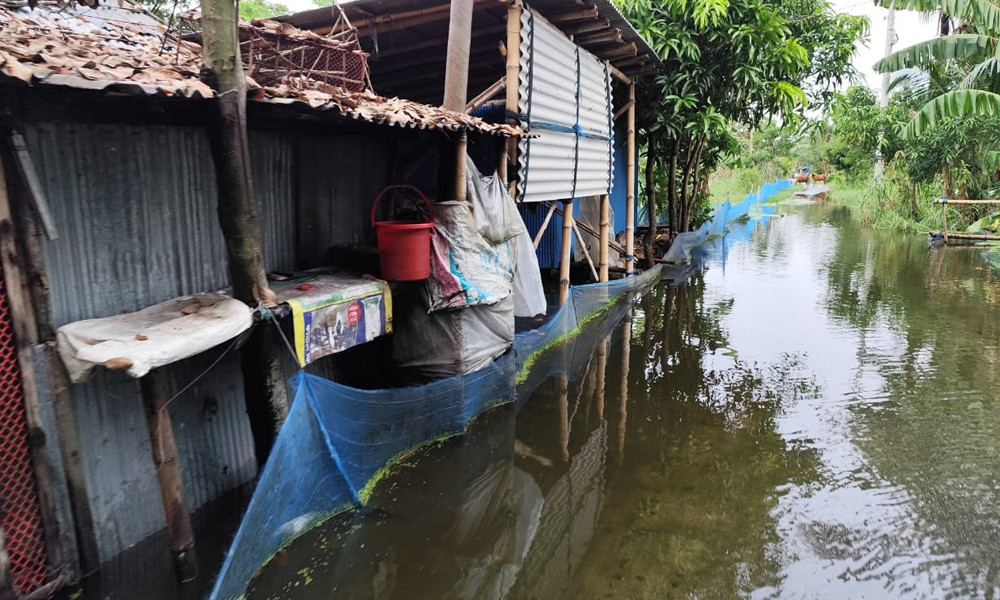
[571,45,581,201]
[605,62,613,196]
[520,8,535,203]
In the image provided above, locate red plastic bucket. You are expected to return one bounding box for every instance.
[371,185,434,281]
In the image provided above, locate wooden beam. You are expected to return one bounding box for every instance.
[559,199,573,306]
[575,28,622,45]
[371,23,506,59]
[466,77,505,113]
[323,0,497,36]
[374,45,498,82]
[140,370,197,582]
[613,99,634,121]
[625,82,636,275]
[601,43,637,61]
[548,5,599,23]
[609,63,632,84]
[599,193,610,281]
[562,18,610,35]
[613,56,647,70]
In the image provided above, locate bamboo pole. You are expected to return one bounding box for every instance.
[942,201,949,242]
[559,199,574,306]
[572,219,599,282]
[932,199,1000,204]
[465,77,505,114]
[599,193,610,281]
[505,0,522,199]
[936,232,1000,241]
[548,202,626,254]
[140,370,197,582]
[533,202,558,249]
[625,82,636,275]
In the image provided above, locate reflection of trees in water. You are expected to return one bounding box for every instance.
[821,206,1000,594]
[570,279,821,600]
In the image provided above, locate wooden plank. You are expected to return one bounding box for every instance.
[612,99,634,121]
[532,201,558,249]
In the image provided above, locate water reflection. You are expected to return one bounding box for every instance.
[246,202,1000,600]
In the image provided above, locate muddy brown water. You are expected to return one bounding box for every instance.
[244,203,1000,599]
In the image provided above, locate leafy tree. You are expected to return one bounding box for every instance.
[617,0,867,263]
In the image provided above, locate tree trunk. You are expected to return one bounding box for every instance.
[200,0,286,464]
[683,136,706,232]
[667,136,679,237]
[643,143,657,267]
[678,134,699,233]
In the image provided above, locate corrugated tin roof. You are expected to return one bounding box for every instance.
[0,3,521,137]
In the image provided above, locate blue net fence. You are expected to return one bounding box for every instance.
[210,265,663,600]
[662,180,791,263]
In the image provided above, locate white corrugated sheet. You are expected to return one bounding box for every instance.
[517,8,614,204]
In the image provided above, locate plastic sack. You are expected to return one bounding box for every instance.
[427,201,514,312]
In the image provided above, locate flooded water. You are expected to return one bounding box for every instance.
[246,203,1000,599]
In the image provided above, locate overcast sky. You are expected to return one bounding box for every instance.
[280,0,941,94]
[830,0,939,91]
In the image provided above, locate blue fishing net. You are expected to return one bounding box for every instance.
[210,266,663,600]
[661,180,790,263]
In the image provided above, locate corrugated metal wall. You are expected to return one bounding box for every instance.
[20,121,394,562]
[518,119,632,270]
[516,8,613,204]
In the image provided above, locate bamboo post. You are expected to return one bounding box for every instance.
[559,199,574,306]
[505,0,522,198]
[571,219,599,282]
[941,198,948,242]
[533,201,558,249]
[599,194,610,281]
[140,370,197,582]
[617,311,631,464]
[625,82,636,276]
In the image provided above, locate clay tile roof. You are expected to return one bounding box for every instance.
[0,3,521,137]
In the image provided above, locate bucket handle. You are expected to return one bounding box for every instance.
[371,184,433,226]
